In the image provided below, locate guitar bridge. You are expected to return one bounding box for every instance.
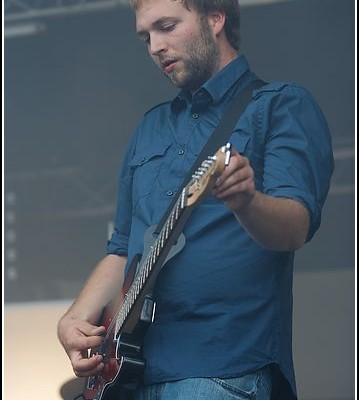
[86,375,96,390]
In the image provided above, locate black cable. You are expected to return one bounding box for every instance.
[72,394,85,400]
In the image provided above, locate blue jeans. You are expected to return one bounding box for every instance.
[133,366,272,399]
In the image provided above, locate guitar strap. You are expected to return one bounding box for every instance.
[155,78,267,234]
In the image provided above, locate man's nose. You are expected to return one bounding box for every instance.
[149,33,167,56]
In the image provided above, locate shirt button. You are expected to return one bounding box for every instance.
[192,113,199,119]
[166,191,173,196]
[178,149,185,155]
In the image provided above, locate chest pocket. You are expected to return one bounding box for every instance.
[128,142,171,206]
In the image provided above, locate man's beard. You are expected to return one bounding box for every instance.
[166,18,219,91]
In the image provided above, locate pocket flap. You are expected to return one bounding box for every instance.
[129,142,171,167]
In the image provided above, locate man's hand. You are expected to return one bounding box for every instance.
[212,150,255,212]
[58,316,106,377]
[212,149,309,251]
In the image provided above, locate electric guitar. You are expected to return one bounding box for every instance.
[83,143,231,400]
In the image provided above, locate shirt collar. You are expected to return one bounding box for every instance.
[171,54,250,113]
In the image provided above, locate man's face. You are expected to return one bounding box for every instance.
[135,0,219,91]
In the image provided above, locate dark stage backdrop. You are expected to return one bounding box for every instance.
[4,0,355,398]
[4,0,354,301]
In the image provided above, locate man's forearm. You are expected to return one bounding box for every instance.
[233,192,310,251]
[61,254,127,325]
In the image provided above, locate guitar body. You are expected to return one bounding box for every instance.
[83,308,151,400]
[84,332,145,400]
[82,145,230,400]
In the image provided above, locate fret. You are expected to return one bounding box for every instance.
[144,263,150,279]
[170,210,175,230]
[165,220,170,241]
[180,188,186,209]
[140,269,145,288]
[174,201,180,220]
[160,229,165,249]
[151,248,157,267]
[155,239,161,257]
[134,281,140,297]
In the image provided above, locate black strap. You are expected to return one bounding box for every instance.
[155,78,266,233]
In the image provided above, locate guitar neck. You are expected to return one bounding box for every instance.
[114,187,192,334]
[109,144,230,338]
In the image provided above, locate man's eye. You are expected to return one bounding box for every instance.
[139,35,150,44]
[161,24,175,31]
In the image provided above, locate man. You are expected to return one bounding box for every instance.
[57,0,334,399]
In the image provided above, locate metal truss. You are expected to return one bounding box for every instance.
[4,0,297,23]
[3,138,355,222]
[3,0,298,38]
[4,0,129,23]
[5,166,116,218]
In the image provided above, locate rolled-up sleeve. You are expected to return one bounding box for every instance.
[260,84,334,240]
[106,131,138,256]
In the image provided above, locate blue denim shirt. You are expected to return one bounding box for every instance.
[107,55,334,398]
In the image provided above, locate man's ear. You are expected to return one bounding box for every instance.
[208,10,226,36]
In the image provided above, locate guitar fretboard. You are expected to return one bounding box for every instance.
[101,152,221,342]
[113,186,189,335]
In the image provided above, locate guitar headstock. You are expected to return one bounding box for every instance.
[186,143,231,207]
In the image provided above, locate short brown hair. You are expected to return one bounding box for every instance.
[130,0,241,51]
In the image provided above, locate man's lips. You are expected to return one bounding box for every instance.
[161,60,177,73]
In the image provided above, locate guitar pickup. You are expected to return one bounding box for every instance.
[140,295,156,324]
[86,375,96,389]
